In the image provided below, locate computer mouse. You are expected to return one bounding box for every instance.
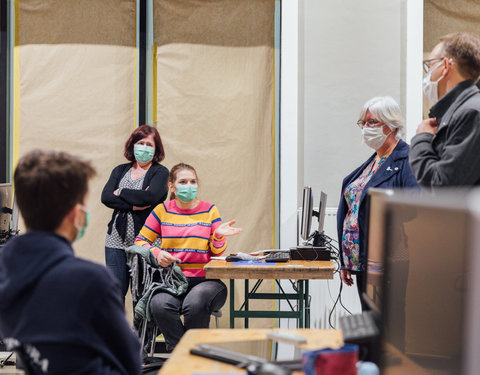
[246,362,292,375]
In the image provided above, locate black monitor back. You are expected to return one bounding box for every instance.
[362,188,394,314]
[380,191,474,375]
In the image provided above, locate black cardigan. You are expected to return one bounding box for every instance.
[101,162,169,242]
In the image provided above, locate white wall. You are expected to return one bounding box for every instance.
[280,0,303,250]
[278,0,424,332]
[280,0,423,247]
[303,0,403,208]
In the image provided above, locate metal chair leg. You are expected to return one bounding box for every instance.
[149,326,158,356]
[140,319,148,355]
[212,310,222,328]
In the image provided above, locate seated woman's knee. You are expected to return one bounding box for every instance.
[149,292,180,319]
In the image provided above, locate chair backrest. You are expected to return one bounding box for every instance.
[129,252,188,315]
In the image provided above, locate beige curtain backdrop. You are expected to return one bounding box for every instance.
[153,0,275,327]
[423,0,480,117]
[424,0,480,51]
[16,0,137,266]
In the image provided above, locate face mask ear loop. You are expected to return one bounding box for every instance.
[383,124,394,139]
[430,59,449,84]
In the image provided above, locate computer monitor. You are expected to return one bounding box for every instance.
[379,190,476,374]
[300,186,313,241]
[300,186,328,245]
[316,191,327,234]
[362,188,394,313]
[463,194,480,375]
[0,184,13,233]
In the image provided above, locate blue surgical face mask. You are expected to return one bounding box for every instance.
[74,205,89,242]
[176,184,198,203]
[134,144,154,163]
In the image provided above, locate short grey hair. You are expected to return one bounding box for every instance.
[358,96,405,140]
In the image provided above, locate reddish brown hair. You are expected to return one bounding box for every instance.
[168,163,198,200]
[124,125,165,163]
[14,150,96,231]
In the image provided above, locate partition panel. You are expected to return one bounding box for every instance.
[16,0,137,264]
[153,0,275,327]
[424,0,480,51]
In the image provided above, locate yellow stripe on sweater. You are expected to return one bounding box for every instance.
[178,263,207,270]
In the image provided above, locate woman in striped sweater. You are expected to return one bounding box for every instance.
[134,163,242,351]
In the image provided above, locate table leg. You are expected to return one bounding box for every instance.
[298,280,304,328]
[230,279,235,328]
[244,279,249,328]
[305,280,310,328]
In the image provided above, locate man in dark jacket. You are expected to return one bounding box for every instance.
[0,150,141,375]
[410,32,480,187]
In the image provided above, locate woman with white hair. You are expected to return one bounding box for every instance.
[336,96,418,307]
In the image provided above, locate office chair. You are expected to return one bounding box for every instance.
[129,253,222,357]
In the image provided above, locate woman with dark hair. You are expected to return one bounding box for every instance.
[102,124,169,305]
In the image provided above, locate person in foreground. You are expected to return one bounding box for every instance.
[102,124,169,305]
[337,96,418,306]
[135,163,242,351]
[0,150,141,375]
[410,32,480,187]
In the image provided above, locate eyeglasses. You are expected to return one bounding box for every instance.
[356,119,383,129]
[423,57,445,74]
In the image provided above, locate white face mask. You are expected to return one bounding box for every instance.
[422,60,445,104]
[362,126,391,150]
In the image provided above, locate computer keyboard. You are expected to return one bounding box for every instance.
[340,311,380,342]
[265,251,291,262]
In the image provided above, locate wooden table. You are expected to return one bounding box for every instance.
[159,328,343,375]
[382,343,432,375]
[205,260,335,328]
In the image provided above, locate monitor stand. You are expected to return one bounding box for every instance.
[290,232,331,261]
[312,231,327,247]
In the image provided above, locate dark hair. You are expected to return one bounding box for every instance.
[14,150,96,231]
[440,32,480,80]
[168,163,198,200]
[124,125,165,163]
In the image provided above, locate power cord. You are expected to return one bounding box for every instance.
[322,234,353,315]
[298,232,354,328]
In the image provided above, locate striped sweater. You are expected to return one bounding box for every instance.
[134,200,226,277]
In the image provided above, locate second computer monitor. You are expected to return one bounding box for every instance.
[317,191,327,234]
[362,188,393,313]
[300,186,314,241]
[0,184,13,233]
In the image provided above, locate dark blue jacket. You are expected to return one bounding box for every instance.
[0,232,141,375]
[336,140,419,270]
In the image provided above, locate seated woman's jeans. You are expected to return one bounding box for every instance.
[149,278,227,352]
[105,247,130,305]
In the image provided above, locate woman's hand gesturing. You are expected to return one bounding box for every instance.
[215,220,243,237]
